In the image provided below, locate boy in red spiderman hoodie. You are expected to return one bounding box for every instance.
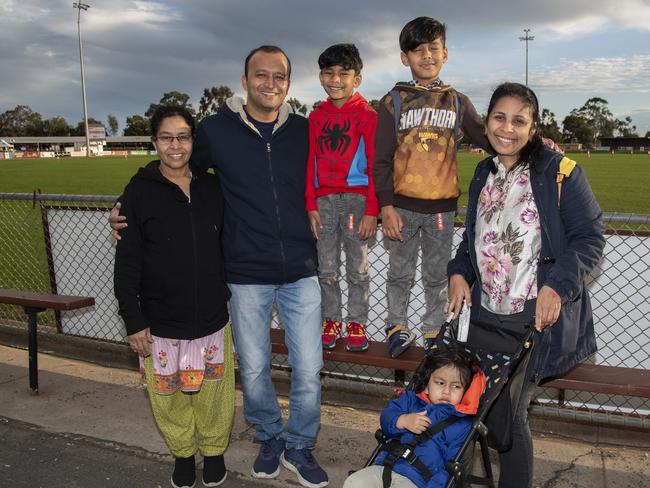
[305,43,378,352]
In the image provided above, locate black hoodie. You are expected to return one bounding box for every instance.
[114,160,229,339]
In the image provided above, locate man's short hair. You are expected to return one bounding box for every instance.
[399,16,447,52]
[244,45,292,79]
[317,43,363,73]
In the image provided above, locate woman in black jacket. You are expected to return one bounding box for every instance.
[114,105,233,488]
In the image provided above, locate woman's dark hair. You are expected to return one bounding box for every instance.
[318,43,363,73]
[150,105,195,138]
[411,349,474,394]
[486,82,544,170]
[399,16,447,52]
[244,45,292,80]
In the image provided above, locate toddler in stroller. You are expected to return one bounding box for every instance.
[343,349,486,488]
[344,319,535,488]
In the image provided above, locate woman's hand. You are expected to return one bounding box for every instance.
[535,285,562,332]
[396,411,431,434]
[448,274,472,318]
[381,206,403,241]
[128,328,153,357]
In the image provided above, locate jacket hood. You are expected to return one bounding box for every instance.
[131,160,201,192]
[225,95,292,136]
[390,81,451,93]
[455,369,486,415]
[533,146,564,174]
[414,368,486,416]
[318,92,369,113]
[132,160,169,184]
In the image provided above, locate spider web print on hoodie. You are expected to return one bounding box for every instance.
[305,92,379,217]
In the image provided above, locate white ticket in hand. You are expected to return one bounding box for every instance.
[457,301,470,342]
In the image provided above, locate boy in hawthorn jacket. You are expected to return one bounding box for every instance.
[373,17,490,358]
[305,43,378,352]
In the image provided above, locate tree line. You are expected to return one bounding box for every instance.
[0,89,645,145]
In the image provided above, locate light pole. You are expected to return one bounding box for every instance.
[73,2,91,157]
[519,28,534,86]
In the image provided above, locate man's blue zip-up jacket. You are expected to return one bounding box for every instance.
[448,147,605,381]
[192,97,317,285]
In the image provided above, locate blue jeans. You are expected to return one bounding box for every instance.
[228,276,323,450]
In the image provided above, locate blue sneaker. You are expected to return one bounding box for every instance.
[281,448,329,488]
[251,438,285,479]
[386,324,415,358]
[423,330,439,354]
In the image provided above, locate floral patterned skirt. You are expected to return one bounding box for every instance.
[139,328,225,395]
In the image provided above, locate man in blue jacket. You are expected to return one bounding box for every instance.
[192,45,327,488]
[111,46,327,488]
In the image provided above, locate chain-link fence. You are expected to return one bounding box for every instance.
[1,192,648,424]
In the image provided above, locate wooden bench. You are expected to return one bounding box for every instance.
[0,289,95,394]
[270,328,650,399]
[270,328,423,383]
[542,364,650,400]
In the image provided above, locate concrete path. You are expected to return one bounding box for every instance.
[0,345,648,487]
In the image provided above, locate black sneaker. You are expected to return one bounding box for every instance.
[202,454,226,487]
[251,437,285,478]
[171,455,196,488]
[281,448,329,488]
[386,324,415,358]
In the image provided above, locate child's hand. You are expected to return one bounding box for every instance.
[308,211,322,239]
[395,411,431,434]
[358,216,377,241]
[381,206,403,241]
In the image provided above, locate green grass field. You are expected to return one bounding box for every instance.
[0,152,649,213]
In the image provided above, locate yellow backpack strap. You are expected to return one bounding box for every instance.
[556,156,577,206]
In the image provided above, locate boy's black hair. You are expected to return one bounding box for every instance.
[244,45,292,79]
[318,43,363,73]
[486,82,544,171]
[411,349,474,394]
[399,16,447,52]
[150,105,195,138]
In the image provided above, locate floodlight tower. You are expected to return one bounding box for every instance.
[73,2,91,156]
[519,28,534,86]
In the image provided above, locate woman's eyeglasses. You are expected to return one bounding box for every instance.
[153,134,192,144]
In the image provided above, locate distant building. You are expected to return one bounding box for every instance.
[599,137,650,151]
[1,136,153,157]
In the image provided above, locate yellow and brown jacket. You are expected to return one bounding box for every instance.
[373,82,489,214]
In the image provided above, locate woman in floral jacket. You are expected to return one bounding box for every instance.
[446,82,605,488]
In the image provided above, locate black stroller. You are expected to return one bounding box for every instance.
[363,317,536,488]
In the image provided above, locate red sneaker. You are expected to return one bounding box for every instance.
[321,319,342,350]
[346,322,369,352]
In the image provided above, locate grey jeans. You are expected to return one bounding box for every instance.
[316,193,371,324]
[385,208,455,334]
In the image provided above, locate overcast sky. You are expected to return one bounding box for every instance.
[1,0,649,135]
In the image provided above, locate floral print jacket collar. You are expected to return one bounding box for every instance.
[475,158,542,314]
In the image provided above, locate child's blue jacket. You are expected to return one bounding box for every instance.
[374,392,472,488]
